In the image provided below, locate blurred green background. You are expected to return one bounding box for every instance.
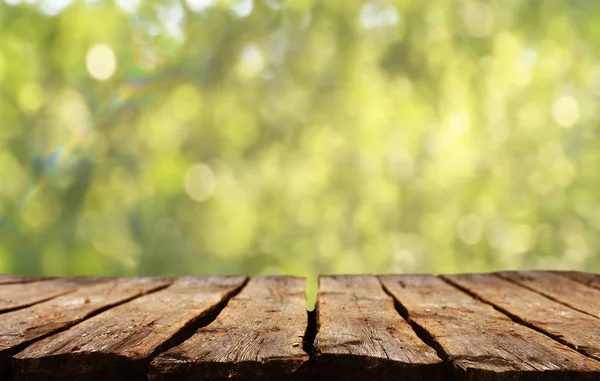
[1,0,599,306]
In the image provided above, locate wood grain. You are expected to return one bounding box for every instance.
[149,276,310,381]
[0,277,172,377]
[0,277,108,313]
[313,275,445,380]
[13,276,247,381]
[554,271,600,291]
[498,271,600,319]
[443,273,600,361]
[380,274,600,381]
[0,275,51,285]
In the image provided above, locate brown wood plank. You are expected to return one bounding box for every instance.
[149,276,310,381]
[443,273,600,361]
[497,271,600,319]
[0,275,51,285]
[0,277,172,377]
[555,271,600,291]
[0,277,108,313]
[13,276,247,381]
[312,275,445,380]
[380,274,600,381]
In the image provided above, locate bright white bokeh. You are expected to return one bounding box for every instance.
[553,94,579,128]
[231,0,253,18]
[86,44,117,81]
[186,0,215,13]
[115,0,141,13]
[237,43,265,80]
[360,2,399,30]
[39,0,75,16]
[157,0,185,39]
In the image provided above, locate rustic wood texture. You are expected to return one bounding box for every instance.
[313,275,445,380]
[380,274,600,381]
[150,276,309,381]
[0,277,172,377]
[498,271,600,319]
[443,273,600,361]
[13,276,247,381]
[0,275,50,285]
[554,271,600,291]
[1,272,599,380]
[0,277,107,313]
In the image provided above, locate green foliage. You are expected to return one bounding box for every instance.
[1,0,599,292]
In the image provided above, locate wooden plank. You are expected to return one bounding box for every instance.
[443,273,600,361]
[0,277,108,313]
[149,276,310,381]
[380,274,600,381]
[498,271,600,319]
[555,271,600,291]
[0,275,51,285]
[311,275,445,381]
[0,277,172,377]
[13,276,246,381]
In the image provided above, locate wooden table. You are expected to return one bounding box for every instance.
[1,271,599,380]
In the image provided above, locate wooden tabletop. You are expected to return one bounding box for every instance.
[1,271,599,380]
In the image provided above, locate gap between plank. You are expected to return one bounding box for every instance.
[439,275,600,364]
[0,276,53,286]
[495,273,600,321]
[0,294,73,315]
[143,276,250,368]
[4,280,175,372]
[377,278,457,381]
[557,272,600,291]
[302,308,317,358]
[0,284,76,315]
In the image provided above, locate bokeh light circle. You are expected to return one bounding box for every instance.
[85,44,117,81]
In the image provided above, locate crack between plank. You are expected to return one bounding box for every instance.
[4,281,174,356]
[302,308,317,357]
[0,276,54,286]
[439,275,600,363]
[10,277,249,381]
[297,292,319,380]
[147,277,250,363]
[0,291,75,315]
[555,272,600,292]
[494,273,600,321]
[0,278,113,316]
[377,278,457,381]
[1,279,175,380]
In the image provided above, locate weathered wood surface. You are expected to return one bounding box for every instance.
[554,271,600,291]
[150,276,309,381]
[498,271,600,319]
[0,277,172,377]
[0,275,50,285]
[313,275,445,380]
[443,273,600,361]
[380,274,600,381]
[0,277,107,313]
[13,276,247,381]
[2,272,600,380]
